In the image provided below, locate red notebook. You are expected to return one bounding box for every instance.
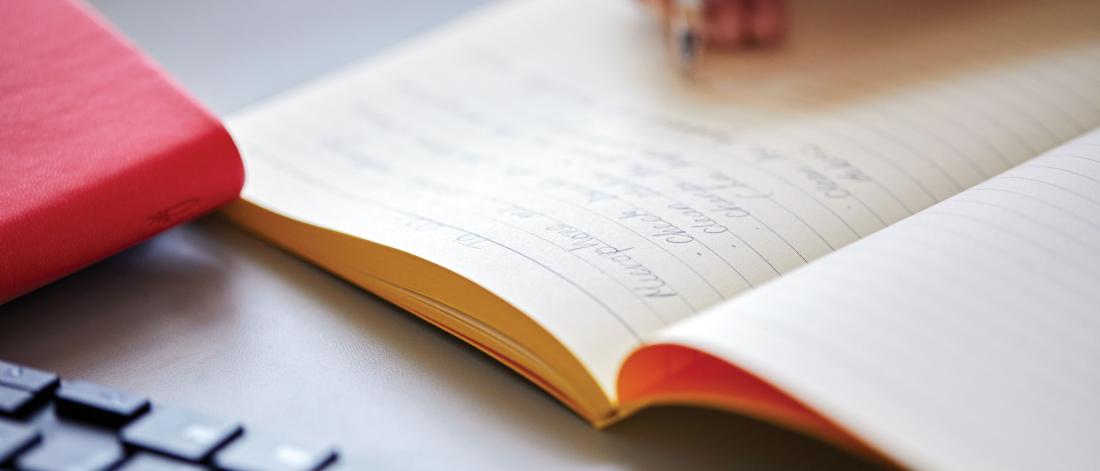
[0,0,245,303]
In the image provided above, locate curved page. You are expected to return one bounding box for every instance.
[645,129,1100,470]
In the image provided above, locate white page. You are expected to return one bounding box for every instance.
[228,0,1100,395]
[656,129,1100,470]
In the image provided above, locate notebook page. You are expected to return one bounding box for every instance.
[228,0,1100,394]
[653,129,1100,470]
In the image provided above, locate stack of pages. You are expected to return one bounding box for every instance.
[223,0,1100,469]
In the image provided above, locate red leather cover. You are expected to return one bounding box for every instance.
[0,0,245,303]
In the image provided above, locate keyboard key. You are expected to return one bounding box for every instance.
[0,418,40,463]
[0,360,59,395]
[15,411,125,471]
[214,430,337,471]
[55,380,150,428]
[116,452,207,470]
[121,406,242,462]
[0,358,350,470]
[0,385,36,417]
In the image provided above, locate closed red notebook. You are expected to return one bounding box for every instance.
[0,0,245,303]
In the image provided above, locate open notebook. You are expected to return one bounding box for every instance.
[222,0,1100,469]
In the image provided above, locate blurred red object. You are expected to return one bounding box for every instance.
[0,0,244,303]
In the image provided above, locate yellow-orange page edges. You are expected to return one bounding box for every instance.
[220,199,614,422]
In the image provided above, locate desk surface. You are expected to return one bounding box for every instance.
[0,1,880,469]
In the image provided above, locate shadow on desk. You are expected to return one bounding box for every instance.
[0,216,884,471]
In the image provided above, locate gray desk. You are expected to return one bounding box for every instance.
[0,1,881,469]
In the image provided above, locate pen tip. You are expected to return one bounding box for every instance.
[669,0,704,79]
[678,29,700,76]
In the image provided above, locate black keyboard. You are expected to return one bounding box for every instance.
[0,359,342,471]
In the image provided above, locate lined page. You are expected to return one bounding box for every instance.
[228,0,1100,394]
[656,129,1100,470]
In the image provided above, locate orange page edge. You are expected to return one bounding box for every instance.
[615,343,897,466]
